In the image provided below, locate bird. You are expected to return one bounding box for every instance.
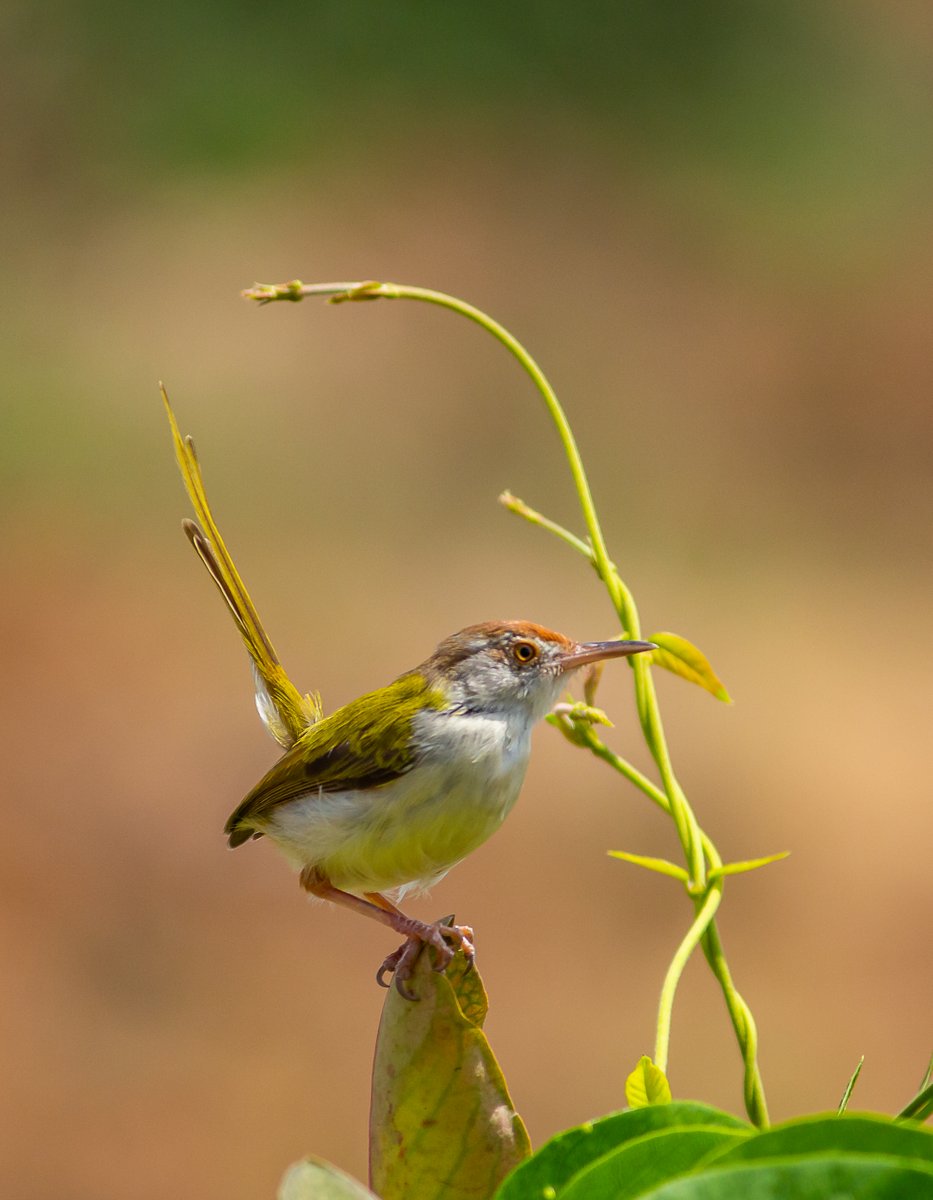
[164,390,654,996]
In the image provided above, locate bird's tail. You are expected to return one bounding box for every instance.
[162,386,322,748]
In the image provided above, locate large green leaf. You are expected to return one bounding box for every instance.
[637,1154,933,1198]
[703,1112,933,1167]
[495,1103,747,1200]
[278,1156,379,1200]
[560,1126,747,1200]
[370,936,530,1200]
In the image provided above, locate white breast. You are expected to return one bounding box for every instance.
[263,706,536,899]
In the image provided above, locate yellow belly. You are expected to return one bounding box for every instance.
[263,745,529,897]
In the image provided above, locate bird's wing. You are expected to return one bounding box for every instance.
[224,672,443,846]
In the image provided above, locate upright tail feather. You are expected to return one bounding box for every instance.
[162,386,322,747]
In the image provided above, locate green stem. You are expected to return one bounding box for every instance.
[573,728,723,868]
[655,886,723,1073]
[633,656,704,885]
[575,733,672,815]
[499,491,592,559]
[700,921,769,1127]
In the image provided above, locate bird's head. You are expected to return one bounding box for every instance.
[423,620,655,721]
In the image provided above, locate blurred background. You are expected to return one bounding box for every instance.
[2,1,932,1196]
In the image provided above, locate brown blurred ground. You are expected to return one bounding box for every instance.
[2,5,932,1198]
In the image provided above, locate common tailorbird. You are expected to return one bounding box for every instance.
[165,391,654,996]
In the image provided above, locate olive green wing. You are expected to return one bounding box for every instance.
[224,733,411,848]
[224,672,441,847]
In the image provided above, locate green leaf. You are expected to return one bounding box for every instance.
[370,929,530,1200]
[608,851,689,883]
[708,852,790,882]
[702,1112,933,1169]
[898,1054,933,1121]
[900,1080,933,1123]
[495,1103,748,1200]
[278,1156,379,1200]
[646,632,732,704]
[561,1127,748,1200]
[626,1056,673,1108]
[838,1057,865,1114]
[637,1155,933,1198]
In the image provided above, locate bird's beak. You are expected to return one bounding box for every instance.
[559,639,657,671]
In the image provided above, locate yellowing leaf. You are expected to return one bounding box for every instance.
[647,632,733,704]
[625,1056,672,1108]
[370,929,530,1200]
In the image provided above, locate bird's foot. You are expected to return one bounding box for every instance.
[376,919,475,1000]
[376,936,423,1000]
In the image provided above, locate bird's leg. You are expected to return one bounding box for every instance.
[362,891,404,915]
[298,868,473,999]
[361,892,475,972]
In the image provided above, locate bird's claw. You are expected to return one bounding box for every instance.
[376,936,423,1000]
[376,921,476,1000]
[375,951,399,990]
[432,921,475,973]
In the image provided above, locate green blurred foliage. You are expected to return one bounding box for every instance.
[5,0,932,521]
[7,0,930,228]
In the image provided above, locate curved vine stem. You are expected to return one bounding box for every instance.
[243,277,769,1127]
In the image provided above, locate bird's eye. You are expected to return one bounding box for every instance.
[512,640,539,664]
